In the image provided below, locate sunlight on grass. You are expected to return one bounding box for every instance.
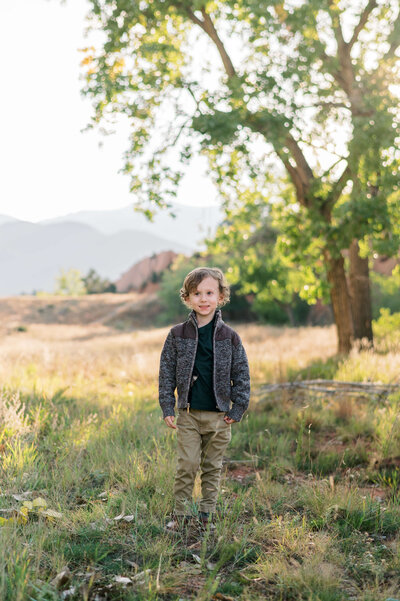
[0,320,399,599]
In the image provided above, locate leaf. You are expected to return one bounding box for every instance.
[32,497,47,509]
[0,516,15,526]
[60,587,76,599]
[51,566,71,589]
[22,501,33,511]
[42,509,63,520]
[18,506,29,523]
[131,569,151,583]
[12,492,32,501]
[114,575,132,585]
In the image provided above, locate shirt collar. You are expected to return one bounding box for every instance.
[189,309,222,329]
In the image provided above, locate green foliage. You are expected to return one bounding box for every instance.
[371,266,400,318]
[81,0,400,350]
[54,268,86,296]
[82,268,116,294]
[3,322,400,597]
[373,309,400,352]
[82,0,400,240]
[206,184,316,322]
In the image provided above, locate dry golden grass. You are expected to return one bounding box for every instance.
[235,323,336,384]
[1,301,400,601]
[0,321,337,388]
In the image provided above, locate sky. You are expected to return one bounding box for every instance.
[0,0,218,222]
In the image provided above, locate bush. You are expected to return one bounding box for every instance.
[371,266,400,317]
[373,308,400,352]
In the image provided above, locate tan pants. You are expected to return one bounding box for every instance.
[174,409,231,515]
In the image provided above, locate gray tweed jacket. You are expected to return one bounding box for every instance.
[159,309,250,422]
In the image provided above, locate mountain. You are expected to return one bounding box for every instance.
[0,214,18,226]
[42,202,222,248]
[116,250,178,293]
[0,220,190,295]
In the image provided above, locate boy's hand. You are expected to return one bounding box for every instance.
[224,416,236,424]
[164,416,177,429]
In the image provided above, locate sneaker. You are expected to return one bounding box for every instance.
[197,511,216,531]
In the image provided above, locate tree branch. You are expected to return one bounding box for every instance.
[280,155,310,208]
[328,3,346,53]
[348,0,377,50]
[383,9,400,59]
[184,6,236,78]
[327,164,351,207]
[284,134,314,188]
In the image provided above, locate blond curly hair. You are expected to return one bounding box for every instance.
[180,267,230,308]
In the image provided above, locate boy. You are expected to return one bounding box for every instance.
[159,267,250,529]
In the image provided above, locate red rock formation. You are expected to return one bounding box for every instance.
[373,255,400,276]
[116,250,179,293]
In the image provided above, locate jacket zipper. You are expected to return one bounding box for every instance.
[212,313,219,411]
[186,310,221,412]
[186,313,199,412]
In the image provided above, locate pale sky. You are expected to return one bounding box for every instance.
[0,0,218,222]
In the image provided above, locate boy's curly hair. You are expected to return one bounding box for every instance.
[180,267,230,308]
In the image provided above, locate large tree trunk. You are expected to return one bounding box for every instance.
[348,239,373,347]
[325,252,354,354]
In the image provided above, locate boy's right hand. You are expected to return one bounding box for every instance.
[164,416,177,429]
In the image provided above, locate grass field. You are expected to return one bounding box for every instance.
[0,303,400,600]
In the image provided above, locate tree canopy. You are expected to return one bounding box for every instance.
[81,0,400,352]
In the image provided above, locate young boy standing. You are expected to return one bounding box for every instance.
[159,267,250,528]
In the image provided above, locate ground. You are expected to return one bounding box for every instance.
[0,295,399,600]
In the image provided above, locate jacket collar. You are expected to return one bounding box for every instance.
[189,309,222,330]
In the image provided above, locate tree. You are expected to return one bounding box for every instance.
[55,269,86,296]
[81,0,400,353]
[206,185,311,325]
[82,268,116,293]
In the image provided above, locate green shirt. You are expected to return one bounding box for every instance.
[189,316,218,411]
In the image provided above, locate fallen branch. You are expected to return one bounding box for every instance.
[257,379,399,397]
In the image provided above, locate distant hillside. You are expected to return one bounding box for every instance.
[43,202,222,249]
[116,250,178,293]
[0,292,161,329]
[0,220,189,295]
[0,214,18,226]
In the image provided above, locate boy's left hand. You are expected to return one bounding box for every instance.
[224,416,236,424]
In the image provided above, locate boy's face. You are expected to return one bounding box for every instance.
[187,276,223,321]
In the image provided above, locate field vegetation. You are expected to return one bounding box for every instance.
[0,305,400,600]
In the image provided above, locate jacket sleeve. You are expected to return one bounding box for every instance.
[227,335,250,422]
[159,330,177,419]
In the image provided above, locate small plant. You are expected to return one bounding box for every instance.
[295,412,312,470]
[14,325,27,333]
[373,308,400,352]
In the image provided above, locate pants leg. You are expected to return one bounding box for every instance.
[199,412,231,514]
[174,410,201,515]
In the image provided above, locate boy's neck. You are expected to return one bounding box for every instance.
[195,310,216,328]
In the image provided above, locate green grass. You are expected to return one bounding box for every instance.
[0,323,400,600]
